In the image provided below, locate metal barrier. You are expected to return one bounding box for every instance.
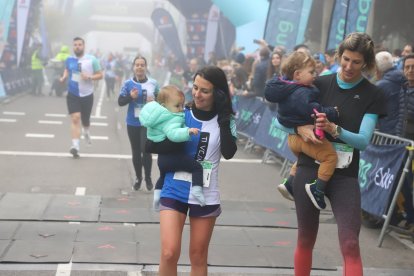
[371,131,414,247]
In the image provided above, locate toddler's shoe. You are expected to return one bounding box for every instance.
[277,178,294,201]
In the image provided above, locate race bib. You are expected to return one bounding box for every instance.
[173,161,213,187]
[134,106,141,118]
[315,142,353,168]
[71,72,80,83]
[333,142,354,168]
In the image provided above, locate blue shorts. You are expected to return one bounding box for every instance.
[159,198,222,218]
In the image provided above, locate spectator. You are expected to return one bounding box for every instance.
[252,47,270,99]
[325,48,340,73]
[375,51,406,135]
[267,51,283,80]
[397,44,413,70]
[313,53,332,76]
[395,53,414,232]
[31,42,46,96]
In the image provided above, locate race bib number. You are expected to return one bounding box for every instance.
[134,106,141,118]
[315,142,353,168]
[71,72,80,83]
[333,143,354,168]
[173,161,213,187]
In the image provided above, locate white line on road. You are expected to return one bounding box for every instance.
[93,82,105,118]
[38,120,63,125]
[45,113,67,118]
[75,187,86,196]
[25,133,55,138]
[0,150,263,163]
[91,122,108,126]
[3,111,25,116]
[0,118,17,122]
[90,136,109,140]
[55,262,72,276]
[91,115,107,119]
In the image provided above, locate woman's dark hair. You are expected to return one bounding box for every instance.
[336,32,376,73]
[267,51,283,80]
[132,55,147,66]
[193,66,234,114]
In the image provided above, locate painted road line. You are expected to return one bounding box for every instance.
[91,122,108,127]
[0,151,263,163]
[91,115,107,119]
[55,262,72,276]
[45,113,66,118]
[25,133,55,138]
[3,111,25,116]
[75,187,86,196]
[38,120,63,125]
[90,136,109,140]
[94,82,105,118]
[0,118,17,122]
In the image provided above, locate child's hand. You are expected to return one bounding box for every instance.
[130,88,139,99]
[189,128,199,136]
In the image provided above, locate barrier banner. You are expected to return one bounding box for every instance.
[253,106,296,161]
[264,0,313,51]
[359,144,407,217]
[0,67,32,96]
[235,96,266,138]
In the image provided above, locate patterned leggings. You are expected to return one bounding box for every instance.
[293,165,363,276]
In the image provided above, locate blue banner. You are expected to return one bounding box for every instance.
[264,0,313,51]
[151,8,186,70]
[253,106,296,162]
[234,96,267,138]
[359,144,407,218]
[0,0,15,59]
[326,0,373,50]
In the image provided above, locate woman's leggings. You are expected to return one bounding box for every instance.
[127,125,152,180]
[293,165,363,276]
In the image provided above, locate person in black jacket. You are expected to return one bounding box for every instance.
[265,51,339,210]
[375,51,406,135]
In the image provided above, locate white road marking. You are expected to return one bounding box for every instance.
[91,115,107,119]
[91,122,108,127]
[75,187,86,196]
[90,136,109,140]
[0,118,17,122]
[25,133,55,138]
[93,82,105,118]
[55,262,72,276]
[45,113,66,118]
[38,120,63,125]
[0,150,262,163]
[3,111,25,116]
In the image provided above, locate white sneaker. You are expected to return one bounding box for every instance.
[84,133,92,145]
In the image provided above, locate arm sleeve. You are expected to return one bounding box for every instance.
[118,82,132,106]
[219,121,237,159]
[337,113,378,150]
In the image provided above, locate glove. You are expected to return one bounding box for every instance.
[214,89,231,126]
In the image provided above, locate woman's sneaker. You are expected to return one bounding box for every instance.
[277,178,294,201]
[305,181,326,210]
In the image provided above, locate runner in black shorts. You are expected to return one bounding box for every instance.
[60,37,102,158]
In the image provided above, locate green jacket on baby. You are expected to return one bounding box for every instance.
[139,101,190,143]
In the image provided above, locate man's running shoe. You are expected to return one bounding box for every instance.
[69,147,80,159]
[305,181,326,210]
[277,178,294,201]
[84,133,92,145]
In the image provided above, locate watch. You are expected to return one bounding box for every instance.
[332,124,341,138]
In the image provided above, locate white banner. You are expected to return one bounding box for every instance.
[204,5,220,63]
[17,0,31,67]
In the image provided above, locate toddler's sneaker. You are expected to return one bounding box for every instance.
[305,181,326,210]
[277,178,294,201]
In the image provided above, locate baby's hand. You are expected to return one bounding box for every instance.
[189,128,199,136]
